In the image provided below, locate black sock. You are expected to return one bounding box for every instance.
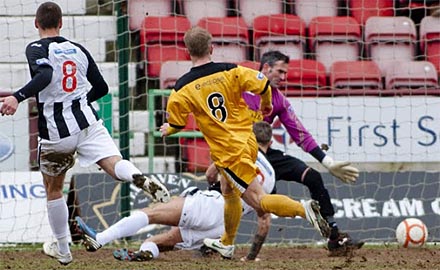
[328,222,339,240]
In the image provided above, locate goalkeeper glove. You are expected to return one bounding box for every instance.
[321,156,359,184]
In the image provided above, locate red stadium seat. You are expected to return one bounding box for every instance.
[350,0,394,26]
[309,16,361,74]
[364,16,417,76]
[141,16,190,42]
[385,61,439,90]
[140,16,191,78]
[294,0,338,26]
[420,16,440,74]
[281,59,327,96]
[179,113,211,173]
[159,60,193,89]
[197,17,249,62]
[253,14,306,61]
[237,0,283,27]
[182,113,199,131]
[145,46,189,78]
[426,42,440,75]
[128,0,172,31]
[330,61,382,90]
[180,138,211,173]
[182,0,228,26]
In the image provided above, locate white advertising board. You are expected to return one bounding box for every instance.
[271,96,440,162]
[0,171,53,243]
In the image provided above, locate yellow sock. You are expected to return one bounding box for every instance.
[260,194,306,218]
[220,191,242,246]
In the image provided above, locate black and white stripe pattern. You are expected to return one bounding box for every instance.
[30,38,101,140]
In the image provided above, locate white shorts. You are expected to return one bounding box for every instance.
[38,120,121,176]
[175,189,225,250]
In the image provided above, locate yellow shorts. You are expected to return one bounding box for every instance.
[218,135,258,194]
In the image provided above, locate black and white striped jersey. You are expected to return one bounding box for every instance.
[15,36,108,141]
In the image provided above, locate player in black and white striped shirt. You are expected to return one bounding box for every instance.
[0,2,170,265]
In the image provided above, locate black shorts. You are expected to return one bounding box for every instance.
[265,147,309,184]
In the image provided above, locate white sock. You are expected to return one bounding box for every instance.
[96,211,149,246]
[114,160,142,182]
[47,197,70,255]
[140,241,159,258]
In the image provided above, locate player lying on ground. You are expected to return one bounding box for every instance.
[75,166,325,262]
[75,122,330,261]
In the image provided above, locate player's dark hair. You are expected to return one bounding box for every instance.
[259,51,290,71]
[36,2,62,30]
[253,121,272,145]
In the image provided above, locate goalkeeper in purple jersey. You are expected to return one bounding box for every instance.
[208,51,363,255]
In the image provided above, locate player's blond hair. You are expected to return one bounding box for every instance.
[184,26,212,58]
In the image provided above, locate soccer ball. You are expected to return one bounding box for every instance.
[395,218,428,248]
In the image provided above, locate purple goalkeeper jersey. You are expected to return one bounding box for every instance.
[242,87,319,153]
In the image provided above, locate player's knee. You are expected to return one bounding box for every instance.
[242,190,263,212]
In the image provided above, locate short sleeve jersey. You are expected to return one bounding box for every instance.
[166,62,270,167]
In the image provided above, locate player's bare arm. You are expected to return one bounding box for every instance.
[259,87,273,116]
[205,163,219,184]
[160,122,183,137]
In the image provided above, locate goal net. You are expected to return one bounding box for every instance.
[1,0,440,246]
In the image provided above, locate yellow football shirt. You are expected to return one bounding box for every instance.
[165,62,271,167]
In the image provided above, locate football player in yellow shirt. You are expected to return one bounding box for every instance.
[160,26,329,259]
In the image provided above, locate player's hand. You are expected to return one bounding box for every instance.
[159,123,170,137]
[0,96,19,116]
[205,163,219,184]
[240,256,261,262]
[260,104,273,117]
[321,156,359,184]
